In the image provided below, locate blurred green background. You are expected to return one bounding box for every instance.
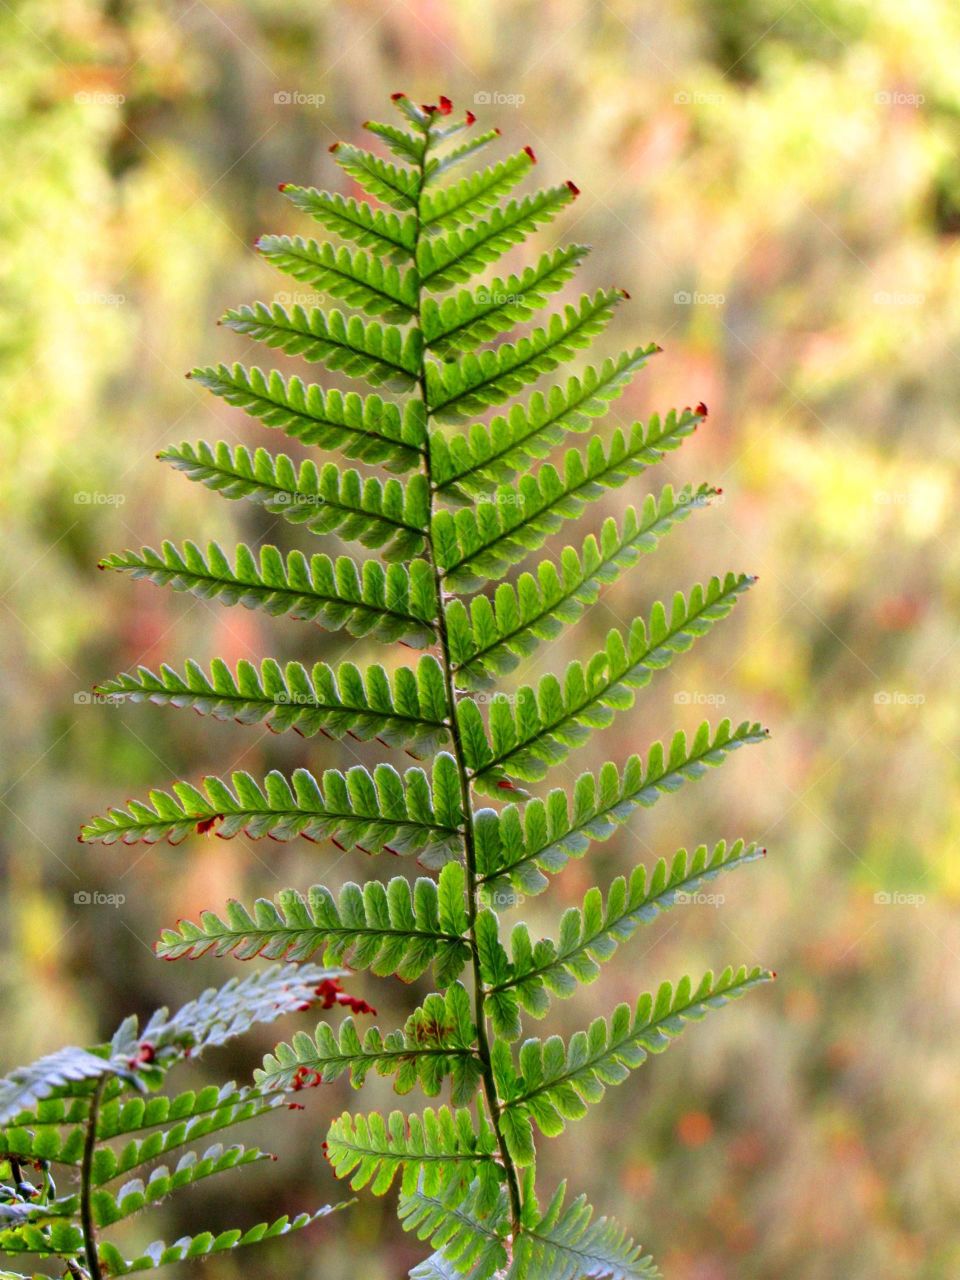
[2,0,959,1276]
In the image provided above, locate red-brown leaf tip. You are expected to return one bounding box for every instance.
[493,126,502,136]
[696,400,708,416]
[328,141,340,152]
[465,110,476,125]
[277,182,289,191]
[653,343,664,353]
[716,487,724,495]
[421,103,437,114]
[390,91,406,101]
[438,95,453,114]
[566,180,580,196]
[524,145,537,163]
[620,288,631,299]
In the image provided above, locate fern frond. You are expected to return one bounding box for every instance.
[97,653,449,755]
[422,245,588,356]
[401,1179,510,1280]
[497,966,771,1146]
[257,234,418,321]
[160,442,430,558]
[433,418,708,592]
[425,129,502,180]
[278,182,416,258]
[329,141,421,209]
[421,149,536,230]
[432,348,659,496]
[462,573,755,790]
[512,1182,659,1280]
[0,1051,140,1128]
[446,491,710,690]
[98,542,438,646]
[91,1143,268,1228]
[425,290,625,423]
[188,362,426,471]
[222,302,422,389]
[97,1207,342,1274]
[418,186,578,291]
[325,1105,499,1198]
[157,862,470,986]
[477,720,770,894]
[258,984,482,1103]
[80,757,463,864]
[487,841,764,1021]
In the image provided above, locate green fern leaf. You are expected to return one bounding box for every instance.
[325,1104,499,1198]
[446,490,711,690]
[278,182,416,258]
[157,863,470,985]
[222,302,422,389]
[159,441,430,559]
[257,234,418,321]
[98,541,438,646]
[511,1182,659,1280]
[80,756,464,865]
[425,290,625,423]
[477,720,770,894]
[499,966,772,1139]
[464,573,755,790]
[420,148,535,231]
[422,245,588,357]
[418,186,578,291]
[433,418,709,592]
[97,653,449,755]
[188,362,425,471]
[401,1179,510,1280]
[258,984,482,1103]
[329,141,421,208]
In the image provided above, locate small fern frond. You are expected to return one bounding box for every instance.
[513,1181,659,1280]
[431,348,658,496]
[188,363,425,471]
[98,653,449,755]
[81,757,464,864]
[160,442,430,558]
[157,863,470,985]
[401,1179,510,1280]
[257,234,418,321]
[432,420,709,592]
[425,290,625,423]
[461,574,755,792]
[258,983,482,1104]
[496,966,771,1147]
[222,302,422,389]
[477,720,769,894]
[446,491,707,690]
[98,542,438,645]
[324,1105,500,1199]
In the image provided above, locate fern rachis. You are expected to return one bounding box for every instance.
[77,91,773,1279]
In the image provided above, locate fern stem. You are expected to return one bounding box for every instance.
[411,144,525,1238]
[80,1078,105,1280]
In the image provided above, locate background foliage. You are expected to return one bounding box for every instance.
[1,0,958,1276]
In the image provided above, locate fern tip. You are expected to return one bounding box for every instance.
[465,110,476,125]
[328,142,341,153]
[438,95,453,114]
[390,91,406,100]
[524,145,537,163]
[696,400,709,416]
[277,181,289,191]
[566,179,581,196]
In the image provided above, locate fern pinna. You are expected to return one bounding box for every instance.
[80,92,773,1278]
[0,966,353,1278]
